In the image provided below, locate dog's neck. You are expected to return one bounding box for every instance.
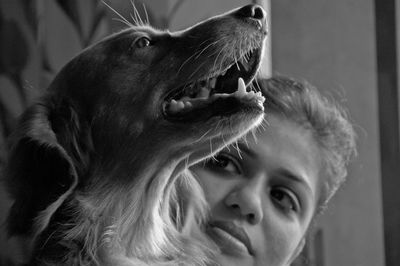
[34,147,191,265]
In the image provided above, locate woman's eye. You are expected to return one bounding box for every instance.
[135,37,151,48]
[205,153,242,175]
[271,188,299,213]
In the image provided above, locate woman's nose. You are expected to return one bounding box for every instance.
[224,184,263,225]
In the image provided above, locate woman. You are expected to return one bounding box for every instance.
[189,76,357,266]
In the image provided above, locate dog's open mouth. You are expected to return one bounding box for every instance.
[163,48,265,122]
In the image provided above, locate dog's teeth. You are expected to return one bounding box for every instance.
[177,101,184,108]
[198,87,210,98]
[169,99,178,113]
[245,90,255,99]
[236,77,246,97]
[209,77,217,89]
[184,101,192,108]
[168,99,185,113]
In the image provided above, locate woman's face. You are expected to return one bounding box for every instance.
[191,115,323,266]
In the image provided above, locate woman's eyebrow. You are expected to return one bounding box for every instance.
[236,142,314,198]
[278,168,314,198]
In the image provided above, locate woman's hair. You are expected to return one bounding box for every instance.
[255,76,357,211]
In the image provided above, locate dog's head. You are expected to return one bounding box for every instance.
[49,5,267,172]
[4,4,267,265]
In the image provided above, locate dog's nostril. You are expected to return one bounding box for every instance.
[247,213,256,222]
[231,204,240,209]
[236,4,266,20]
[253,6,265,20]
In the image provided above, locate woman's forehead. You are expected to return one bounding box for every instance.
[248,115,323,198]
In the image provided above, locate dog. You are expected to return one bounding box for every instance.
[1,4,267,266]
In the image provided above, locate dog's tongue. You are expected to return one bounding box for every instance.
[166,77,264,115]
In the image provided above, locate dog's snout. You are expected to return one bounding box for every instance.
[236,4,266,20]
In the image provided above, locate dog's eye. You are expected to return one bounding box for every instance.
[135,37,151,48]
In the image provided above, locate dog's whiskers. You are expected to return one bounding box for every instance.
[209,138,213,156]
[233,140,243,159]
[112,18,135,28]
[217,123,231,152]
[102,1,135,28]
[213,45,226,73]
[226,119,243,159]
[129,13,139,26]
[248,83,254,93]
[232,40,245,72]
[217,42,231,75]
[239,39,246,63]
[142,3,150,25]
[212,120,222,143]
[185,157,190,170]
[188,61,208,80]
[196,38,217,50]
[177,52,201,75]
[177,38,222,75]
[250,128,258,144]
[194,40,222,60]
[243,133,250,148]
[178,40,215,77]
[249,83,257,93]
[210,36,231,72]
[194,128,212,143]
[258,116,269,132]
[130,0,145,26]
[254,78,261,92]
[226,42,236,71]
[234,54,240,71]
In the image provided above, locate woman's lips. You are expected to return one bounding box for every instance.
[206,220,254,256]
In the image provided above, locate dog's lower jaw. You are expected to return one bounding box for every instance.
[186,112,265,168]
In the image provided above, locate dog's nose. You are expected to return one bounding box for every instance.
[236,4,266,20]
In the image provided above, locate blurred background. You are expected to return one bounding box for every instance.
[0,0,398,266]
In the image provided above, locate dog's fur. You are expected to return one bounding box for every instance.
[1,5,267,266]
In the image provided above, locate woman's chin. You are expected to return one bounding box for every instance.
[213,253,253,266]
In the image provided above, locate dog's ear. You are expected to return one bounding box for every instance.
[5,99,92,237]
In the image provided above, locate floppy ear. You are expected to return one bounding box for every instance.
[5,99,92,237]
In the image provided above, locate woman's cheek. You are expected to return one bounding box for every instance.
[259,214,304,265]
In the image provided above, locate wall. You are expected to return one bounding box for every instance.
[270,1,385,266]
